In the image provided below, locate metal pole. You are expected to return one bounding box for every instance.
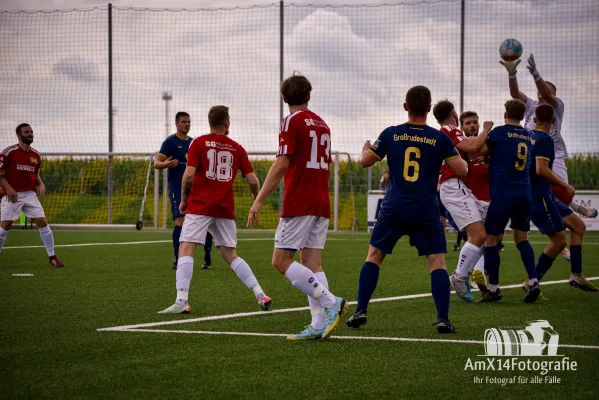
[334,152,340,232]
[367,167,372,192]
[162,92,172,229]
[278,0,284,213]
[459,0,465,113]
[107,3,113,224]
[153,155,159,230]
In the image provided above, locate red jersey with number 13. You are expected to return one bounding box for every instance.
[439,125,468,184]
[278,109,331,218]
[186,133,253,219]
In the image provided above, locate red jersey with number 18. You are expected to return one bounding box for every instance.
[186,133,253,219]
[278,109,331,218]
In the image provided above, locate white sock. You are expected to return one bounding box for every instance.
[230,257,263,297]
[528,278,538,286]
[176,256,194,305]
[489,284,499,292]
[474,254,485,273]
[284,261,336,308]
[38,226,55,257]
[309,272,328,330]
[0,227,8,253]
[570,201,584,214]
[456,242,484,278]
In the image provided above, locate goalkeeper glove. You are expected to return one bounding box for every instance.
[499,59,521,79]
[526,53,541,81]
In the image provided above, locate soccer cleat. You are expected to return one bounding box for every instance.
[257,294,273,311]
[497,241,505,252]
[522,280,549,301]
[452,244,460,252]
[201,263,211,270]
[321,296,347,339]
[578,205,598,219]
[560,247,571,262]
[470,269,488,294]
[49,256,64,268]
[479,288,503,303]
[450,272,473,302]
[346,310,367,329]
[434,318,456,334]
[569,274,599,292]
[157,303,191,314]
[523,281,542,303]
[172,261,178,270]
[287,325,324,340]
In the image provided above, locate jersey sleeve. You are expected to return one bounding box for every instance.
[439,132,460,161]
[535,135,553,162]
[486,128,499,150]
[442,127,466,146]
[238,145,254,177]
[369,128,389,161]
[0,149,8,171]
[277,117,297,157]
[159,138,172,158]
[186,139,202,169]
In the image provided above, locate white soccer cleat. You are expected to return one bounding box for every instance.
[560,247,571,262]
[157,303,191,314]
[578,205,598,219]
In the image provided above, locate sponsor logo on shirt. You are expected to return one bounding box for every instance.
[17,164,36,172]
[30,157,38,164]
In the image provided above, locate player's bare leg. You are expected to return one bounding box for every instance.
[171,216,184,270]
[563,214,598,292]
[347,245,385,329]
[158,241,197,314]
[219,246,272,311]
[451,221,486,302]
[33,217,63,267]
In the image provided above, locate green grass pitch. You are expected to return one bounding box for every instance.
[1,230,598,399]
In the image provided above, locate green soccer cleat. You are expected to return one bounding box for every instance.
[569,274,599,292]
[157,303,191,314]
[287,325,324,341]
[321,296,347,340]
[470,269,488,294]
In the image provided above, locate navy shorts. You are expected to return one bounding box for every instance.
[437,191,448,218]
[370,210,447,256]
[485,190,532,235]
[531,194,572,236]
[168,186,182,220]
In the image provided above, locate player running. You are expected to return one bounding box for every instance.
[0,124,64,267]
[435,100,493,302]
[155,112,213,270]
[158,106,272,314]
[248,74,346,340]
[524,105,598,294]
[346,86,468,333]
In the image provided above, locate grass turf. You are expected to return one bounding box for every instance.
[1,230,598,399]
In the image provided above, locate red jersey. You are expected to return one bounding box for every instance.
[186,133,253,219]
[0,144,41,196]
[278,109,331,218]
[439,125,468,184]
[466,160,491,202]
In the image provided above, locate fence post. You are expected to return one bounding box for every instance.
[107,3,113,224]
[154,161,159,230]
[162,92,172,229]
[278,0,284,213]
[334,152,340,232]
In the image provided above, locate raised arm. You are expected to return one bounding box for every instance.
[500,59,527,102]
[527,54,558,108]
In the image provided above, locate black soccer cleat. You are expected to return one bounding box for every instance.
[201,263,211,270]
[172,260,178,270]
[497,241,505,252]
[523,281,541,303]
[452,244,460,252]
[435,318,456,334]
[479,288,502,302]
[346,310,367,329]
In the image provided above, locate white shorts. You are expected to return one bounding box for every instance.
[274,216,329,250]
[179,214,236,248]
[552,157,568,183]
[440,179,487,231]
[0,190,45,222]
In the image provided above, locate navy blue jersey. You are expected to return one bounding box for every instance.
[486,124,534,197]
[529,129,554,198]
[370,123,459,213]
[159,134,193,189]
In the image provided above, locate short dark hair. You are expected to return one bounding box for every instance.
[504,99,527,121]
[405,85,431,116]
[280,74,312,106]
[459,111,478,126]
[175,112,190,123]
[208,105,229,129]
[535,104,555,124]
[432,100,455,123]
[545,81,557,93]
[16,123,30,135]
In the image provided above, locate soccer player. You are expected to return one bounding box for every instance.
[345,86,468,333]
[472,99,540,303]
[155,112,213,270]
[525,105,598,293]
[0,124,64,267]
[248,74,345,340]
[435,100,493,302]
[158,106,272,314]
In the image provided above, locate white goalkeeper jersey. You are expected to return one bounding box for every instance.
[524,96,568,158]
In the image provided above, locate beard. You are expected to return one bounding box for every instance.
[21,136,33,145]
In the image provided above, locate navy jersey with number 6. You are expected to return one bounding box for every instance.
[368,123,459,256]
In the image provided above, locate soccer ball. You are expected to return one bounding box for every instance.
[499,38,523,61]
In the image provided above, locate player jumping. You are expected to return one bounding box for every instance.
[155,112,213,270]
[0,124,64,267]
[159,106,272,314]
[346,86,468,333]
[248,74,346,340]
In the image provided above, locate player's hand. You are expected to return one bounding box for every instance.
[36,183,45,197]
[247,202,261,227]
[6,187,18,203]
[179,200,187,214]
[499,59,521,77]
[362,140,372,152]
[470,156,487,165]
[526,54,541,80]
[482,121,494,131]
[565,184,576,199]
[165,156,179,168]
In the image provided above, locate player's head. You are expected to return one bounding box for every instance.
[281,74,311,106]
[537,81,557,103]
[533,104,555,127]
[175,112,191,135]
[460,111,479,137]
[208,105,230,135]
[16,123,33,145]
[383,170,390,180]
[504,99,527,122]
[403,85,431,117]
[432,100,458,125]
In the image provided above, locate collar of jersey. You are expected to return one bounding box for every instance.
[174,133,189,140]
[506,123,522,127]
[407,122,428,126]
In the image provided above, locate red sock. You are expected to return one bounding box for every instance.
[551,185,572,205]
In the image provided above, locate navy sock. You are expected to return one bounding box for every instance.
[204,232,213,264]
[173,225,182,260]
[517,240,537,280]
[570,245,582,274]
[536,252,555,282]
[484,246,500,285]
[430,269,450,320]
[356,261,380,312]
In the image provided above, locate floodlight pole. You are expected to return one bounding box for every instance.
[107,3,114,224]
[459,0,465,113]
[278,0,284,213]
[162,92,173,230]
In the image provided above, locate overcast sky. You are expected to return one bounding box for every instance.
[1,0,598,156]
